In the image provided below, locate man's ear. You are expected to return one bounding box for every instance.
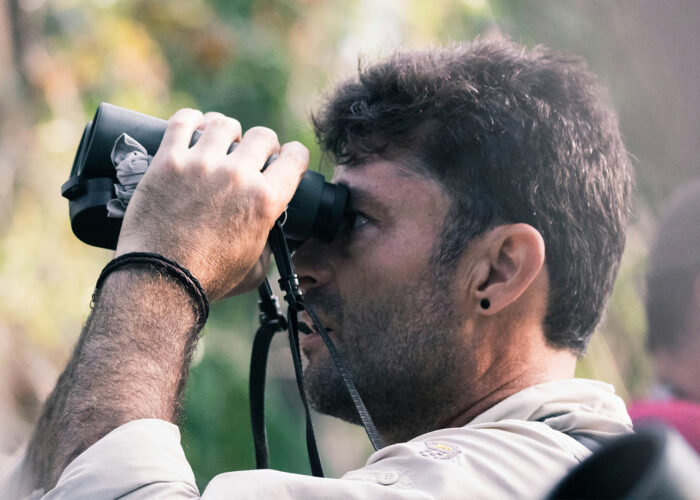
[471,223,545,315]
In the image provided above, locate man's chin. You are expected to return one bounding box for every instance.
[303,358,362,425]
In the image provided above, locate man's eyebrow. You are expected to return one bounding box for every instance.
[346,187,387,213]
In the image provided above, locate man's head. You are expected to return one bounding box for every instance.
[646,178,700,402]
[295,38,632,441]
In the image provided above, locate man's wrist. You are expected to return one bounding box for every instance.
[94,253,209,329]
[92,263,203,342]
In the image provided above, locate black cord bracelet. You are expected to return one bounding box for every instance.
[93,252,210,328]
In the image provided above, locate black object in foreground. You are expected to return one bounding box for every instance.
[547,426,700,499]
[62,103,348,250]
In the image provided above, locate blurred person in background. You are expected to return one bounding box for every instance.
[628,179,700,453]
[1,38,634,498]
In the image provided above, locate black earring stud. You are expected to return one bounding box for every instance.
[480,298,490,310]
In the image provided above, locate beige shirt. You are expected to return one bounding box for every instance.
[1,378,632,499]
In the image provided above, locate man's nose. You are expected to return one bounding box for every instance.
[293,237,333,292]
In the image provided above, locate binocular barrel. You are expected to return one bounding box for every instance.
[62,103,348,250]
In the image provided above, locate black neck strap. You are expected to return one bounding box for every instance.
[248,283,286,470]
[248,221,384,477]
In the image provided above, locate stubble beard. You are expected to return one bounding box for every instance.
[302,265,466,443]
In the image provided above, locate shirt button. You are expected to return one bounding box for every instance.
[378,471,399,485]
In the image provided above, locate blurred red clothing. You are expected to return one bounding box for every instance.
[628,399,700,454]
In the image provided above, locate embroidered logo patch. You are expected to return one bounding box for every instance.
[419,440,461,460]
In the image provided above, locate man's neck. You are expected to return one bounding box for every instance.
[440,361,575,430]
[395,346,577,442]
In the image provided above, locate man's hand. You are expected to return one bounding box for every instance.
[116,109,309,299]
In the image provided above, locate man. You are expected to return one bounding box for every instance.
[628,179,700,453]
[2,38,633,498]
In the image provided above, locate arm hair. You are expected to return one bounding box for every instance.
[24,265,202,490]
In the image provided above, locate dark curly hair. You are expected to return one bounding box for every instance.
[312,38,633,355]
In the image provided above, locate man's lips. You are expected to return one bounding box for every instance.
[299,329,324,351]
[298,311,334,351]
[299,311,335,334]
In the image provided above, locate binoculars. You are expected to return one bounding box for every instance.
[62,103,348,250]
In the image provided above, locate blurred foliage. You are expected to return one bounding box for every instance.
[1,0,698,489]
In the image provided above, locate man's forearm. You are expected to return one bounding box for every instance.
[25,265,202,491]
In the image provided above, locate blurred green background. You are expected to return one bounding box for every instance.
[1,0,698,490]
